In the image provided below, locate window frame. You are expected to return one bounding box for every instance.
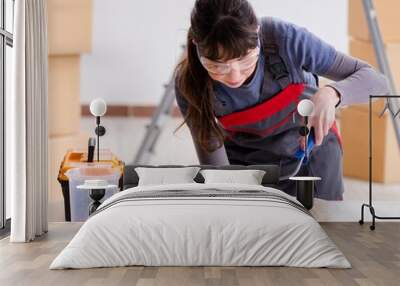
[0,0,14,235]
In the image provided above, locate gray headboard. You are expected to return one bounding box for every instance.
[122,164,280,190]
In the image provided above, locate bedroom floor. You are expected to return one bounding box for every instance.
[1,222,400,286]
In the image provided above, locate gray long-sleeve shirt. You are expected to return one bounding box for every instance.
[175,17,389,165]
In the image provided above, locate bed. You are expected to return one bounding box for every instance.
[50,164,350,269]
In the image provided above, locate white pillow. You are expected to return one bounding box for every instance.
[200,169,266,185]
[135,167,201,186]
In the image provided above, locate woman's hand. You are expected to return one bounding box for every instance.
[299,86,340,149]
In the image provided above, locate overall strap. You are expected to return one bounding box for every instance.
[261,17,291,90]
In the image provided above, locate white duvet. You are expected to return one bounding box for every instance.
[50,183,351,269]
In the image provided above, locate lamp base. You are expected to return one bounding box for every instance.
[88,188,106,215]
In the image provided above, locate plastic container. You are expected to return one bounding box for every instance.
[65,167,120,221]
[58,148,121,183]
[57,148,124,221]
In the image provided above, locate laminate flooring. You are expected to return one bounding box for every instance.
[1,222,400,286]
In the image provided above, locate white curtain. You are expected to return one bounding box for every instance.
[8,0,49,242]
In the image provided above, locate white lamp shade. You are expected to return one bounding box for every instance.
[297,99,314,117]
[89,98,107,117]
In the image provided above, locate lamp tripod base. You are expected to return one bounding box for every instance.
[359,203,400,231]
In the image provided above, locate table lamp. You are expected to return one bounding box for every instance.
[89,98,107,161]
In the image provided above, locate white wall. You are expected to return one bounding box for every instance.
[81,0,348,105]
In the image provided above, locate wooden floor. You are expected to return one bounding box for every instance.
[1,222,400,286]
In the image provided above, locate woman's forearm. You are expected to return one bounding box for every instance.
[322,51,390,107]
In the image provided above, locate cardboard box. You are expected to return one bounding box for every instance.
[48,55,81,136]
[48,133,89,222]
[341,106,400,182]
[47,0,92,55]
[349,0,400,42]
[349,38,400,114]
[349,38,400,81]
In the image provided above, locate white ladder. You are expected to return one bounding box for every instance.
[131,69,178,165]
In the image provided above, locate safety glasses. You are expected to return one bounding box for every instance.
[196,40,260,76]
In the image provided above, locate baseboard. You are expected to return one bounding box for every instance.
[81,105,183,118]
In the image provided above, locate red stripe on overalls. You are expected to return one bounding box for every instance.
[222,110,296,138]
[218,83,342,147]
[219,84,305,127]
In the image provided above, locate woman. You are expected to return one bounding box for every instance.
[174,0,389,200]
